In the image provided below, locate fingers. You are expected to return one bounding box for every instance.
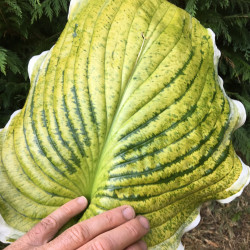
[24,197,88,246]
[78,215,149,250]
[5,201,149,250]
[47,205,138,250]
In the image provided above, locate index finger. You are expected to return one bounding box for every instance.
[24,196,88,245]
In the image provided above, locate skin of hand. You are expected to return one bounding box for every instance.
[5,197,149,250]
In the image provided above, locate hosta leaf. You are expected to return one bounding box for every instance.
[0,0,250,248]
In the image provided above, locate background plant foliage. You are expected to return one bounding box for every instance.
[0,0,249,164]
[0,0,70,126]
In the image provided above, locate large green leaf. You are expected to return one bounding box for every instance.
[0,0,249,248]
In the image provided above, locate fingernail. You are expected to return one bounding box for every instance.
[122,206,135,220]
[138,216,150,230]
[77,196,87,205]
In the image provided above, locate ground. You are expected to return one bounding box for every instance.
[183,185,250,250]
[0,185,249,249]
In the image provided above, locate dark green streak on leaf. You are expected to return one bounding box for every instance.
[118,50,196,143]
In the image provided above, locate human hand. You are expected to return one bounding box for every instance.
[6,197,149,250]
